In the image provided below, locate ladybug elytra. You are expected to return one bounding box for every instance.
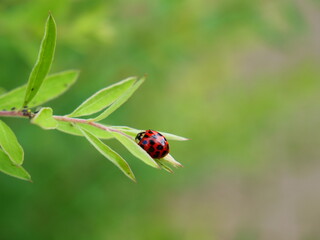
[135,130,169,159]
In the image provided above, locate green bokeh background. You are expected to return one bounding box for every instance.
[1,1,320,239]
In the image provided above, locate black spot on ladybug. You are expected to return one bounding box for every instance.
[156,145,163,150]
[148,146,155,153]
[161,150,168,158]
[142,140,148,145]
[153,151,160,158]
[149,140,155,145]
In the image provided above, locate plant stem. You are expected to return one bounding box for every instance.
[0,110,130,138]
[52,115,130,137]
[0,111,26,118]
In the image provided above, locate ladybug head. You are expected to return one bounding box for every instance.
[135,131,146,143]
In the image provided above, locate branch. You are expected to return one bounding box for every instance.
[0,110,131,138]
[53,115,131,138]
[0,110,26,118]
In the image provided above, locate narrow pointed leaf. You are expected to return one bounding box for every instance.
[56,121,113,139]
[31,107,58,129]
[56,121,82,136]
[93,77,145,122]
[68,77,136,118]
[111,131,159,168]
[0,70,79,110]
[0,120,24,165]
[23,13,57,107]
[110,126,189,141]
[161,154,183,168]
[156,159,174,173]
[158,132,189,141]
[29,70,79,107]
[0,149,31,181]
[78,127,136,181]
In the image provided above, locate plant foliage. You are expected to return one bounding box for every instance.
[0,13,187,182]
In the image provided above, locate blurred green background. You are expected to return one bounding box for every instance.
[1,0,320,239]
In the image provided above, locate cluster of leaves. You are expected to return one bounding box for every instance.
[0,13,187,182]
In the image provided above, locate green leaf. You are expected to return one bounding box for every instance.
[111,131,159,169]
[161,154,183,168]
[29,70,79,107]
[155,159,174,173]
[31,107,58,129]
[56,121,113,139]
[110,126,189,141]
[68,77,136,118]
[0,149,31,181]
[0,120,24,165]
[157,132,189,141]
[92,77,145,122]
[56,121,81,135]
[78,127,136,182]
[23,13,57,107]
[0,70,79,110]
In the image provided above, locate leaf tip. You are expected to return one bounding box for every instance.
[127,171,137,183]
[164,167,175,174]
[74,69,81,75]
[48,10,55,18]
[139,76,146,82]
[173,161,183,168]
[48,11,54,21]
[174,137,190,141]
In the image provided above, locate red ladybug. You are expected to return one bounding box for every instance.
[135,130,169,159]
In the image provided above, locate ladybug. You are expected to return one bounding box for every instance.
[135,130,169,159]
